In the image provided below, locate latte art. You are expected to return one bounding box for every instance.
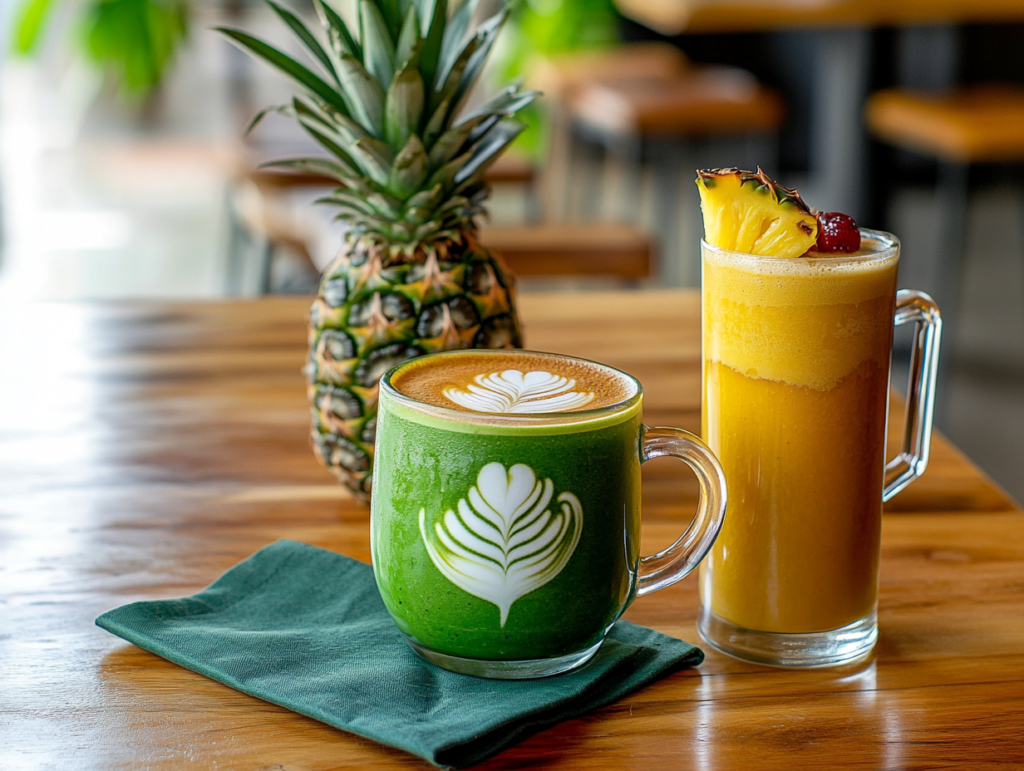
[443,370,595,414]
[389,350,638,415]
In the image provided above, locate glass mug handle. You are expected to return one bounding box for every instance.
[883,289,943,501]
[636,427,727,596]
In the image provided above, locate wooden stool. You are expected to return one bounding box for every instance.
[570,67,784,285]
[527,42,689,98]
[481,223,652,281]
[866,84,1024,419]
[525,43,691,223]
[866,86,1024,321]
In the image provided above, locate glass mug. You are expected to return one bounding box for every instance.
[699,230,941,667]
[370,349,727,679]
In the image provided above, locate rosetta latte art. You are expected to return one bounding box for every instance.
[443,370,595,414]
[419,462,584,626]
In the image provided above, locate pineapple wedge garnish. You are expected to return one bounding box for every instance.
[696,167,818,258]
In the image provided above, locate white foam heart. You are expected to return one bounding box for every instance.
[443,369,595,414]
[419,462,584,626]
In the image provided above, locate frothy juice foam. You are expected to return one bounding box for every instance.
[699,236,899,634]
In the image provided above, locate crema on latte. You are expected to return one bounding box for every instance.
[390,350,637,414]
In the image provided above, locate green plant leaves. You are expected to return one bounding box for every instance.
[11,0,59,56]
[81,0,189,93]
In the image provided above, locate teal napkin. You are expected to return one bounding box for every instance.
[96,540,702,769]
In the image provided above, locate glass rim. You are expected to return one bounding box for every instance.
[701,228,900,265]
[379,348,644,429]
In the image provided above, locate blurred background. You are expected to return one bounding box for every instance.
[0,0,1022,498]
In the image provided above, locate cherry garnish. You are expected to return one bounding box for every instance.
[813,212,861,253]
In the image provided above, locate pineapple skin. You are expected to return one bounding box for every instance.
[307,233,522,502]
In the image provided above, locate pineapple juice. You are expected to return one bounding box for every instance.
[699,238,898,634]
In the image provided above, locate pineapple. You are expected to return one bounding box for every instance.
[696,167,818,258]
[220,0,537,502]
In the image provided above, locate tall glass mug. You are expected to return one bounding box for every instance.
[371,349,727,679]
[699,230,941,667]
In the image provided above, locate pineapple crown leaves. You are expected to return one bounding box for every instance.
[697,167,813,215]
[217,0,539,260]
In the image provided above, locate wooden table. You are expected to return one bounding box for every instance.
[615,0,1024,36]
[3,291,1023,769]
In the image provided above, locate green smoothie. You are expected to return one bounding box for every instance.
[370,349,726,679]
[371,396,643,661]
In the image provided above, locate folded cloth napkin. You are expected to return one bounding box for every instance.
[96,540,702,769]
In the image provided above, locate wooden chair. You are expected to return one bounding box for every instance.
[569,66,785,285]
[866,84,1024,420]
[866,84,1024,336]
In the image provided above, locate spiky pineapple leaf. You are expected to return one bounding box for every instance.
[460,86,538,147]
[384,58,425,149]
[265,0,337,82]
[245,103,292,135]
[296,121,362,173]
[377,0,403,41]
[449,9,507,116]
[259,156,358,183]
[416,0,447,91]
[366,191,403,218]
[404,183,444,210]
[359,0,396,89]
[217,28,349,115]
[351,137,395,186]
[427,116,481,167]
[313,0,361,61]
[438,0,478,84]
[426,149,470,191]
[390,134,430,197]
[422,96,450,148]
[394,4,421,69]
[335,53,385,136]
[316,191,379,216]
[462,83,539,123]
[455,118,524,184]
[429,30,479,119]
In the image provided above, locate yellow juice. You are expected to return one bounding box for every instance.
[699,241,899,633]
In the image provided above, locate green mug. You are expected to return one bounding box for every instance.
[370,349,727,679]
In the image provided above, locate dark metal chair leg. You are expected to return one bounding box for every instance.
[651,138,684,285]
[932,159,970,426]
[224,184,245,296]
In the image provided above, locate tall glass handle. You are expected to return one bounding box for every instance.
[636,427,727,597]
[884,289,943,502]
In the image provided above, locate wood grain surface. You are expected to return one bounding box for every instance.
[2,291,1022,770]
[614,0,1024,35]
